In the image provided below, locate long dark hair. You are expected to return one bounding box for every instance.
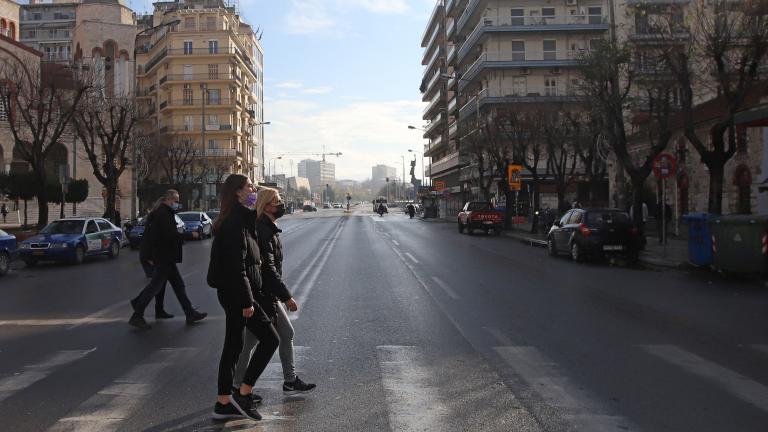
[213,174,250,233]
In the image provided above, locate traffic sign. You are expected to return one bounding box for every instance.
[507,164,523,191]
[652,152,677,179]
[434,181,446,192]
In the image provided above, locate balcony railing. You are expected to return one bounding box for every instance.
[423,48,442,79]
[460,50,585,85]
[168,46,236,55]
[205,148,237,157]
[161,73,237,82]
[424,112,445,135]
[429,151,468,176]
[144,47,168,73]
[160,98,238,108]
[42,53,72,63]
[423,91,443,117]
[459,87,583,118]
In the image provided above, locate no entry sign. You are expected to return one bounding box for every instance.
[652,152,677,179]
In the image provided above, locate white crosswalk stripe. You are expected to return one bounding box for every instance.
[639,345,768,413]
[0,348,96,404]
[495,346,640,432]
[377,345,449,432]
[46,347,197,432]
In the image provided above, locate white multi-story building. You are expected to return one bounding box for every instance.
[19,0,78,64]
[298,159,335,193]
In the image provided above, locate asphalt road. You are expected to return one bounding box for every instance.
[1,207,767,431]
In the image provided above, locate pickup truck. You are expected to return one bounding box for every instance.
[458,202,504,235]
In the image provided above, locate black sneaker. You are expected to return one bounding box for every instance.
[155,310,174,319]
[128,313,151,330]
[231,386,262,404]
[229,392,262,421]
[212,402,242,420]
[185,310,207,324]
[283,376,316,394]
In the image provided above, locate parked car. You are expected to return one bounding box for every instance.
[0,229,17,276]
[333,203,343,209]
[458,202,504,235]
[177,211,213,239]
[127,215,186,249]
[303,204,318,212]
[546,208,639,262]
[205,210,220,222]
[18,218,124,266]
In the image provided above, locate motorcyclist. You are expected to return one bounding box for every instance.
[406,203,415,219]
[377,203,387,217]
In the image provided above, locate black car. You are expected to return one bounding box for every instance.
[546,208,639,262]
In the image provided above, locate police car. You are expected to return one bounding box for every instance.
[18,218,124,266]
[0,229,17,276]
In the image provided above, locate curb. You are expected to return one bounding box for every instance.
[504,232,548,248]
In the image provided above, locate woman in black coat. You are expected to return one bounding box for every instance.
[207,174,278,421]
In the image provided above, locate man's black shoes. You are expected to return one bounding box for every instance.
[185,310,208,324]
[283,376,316,394]
[128,313,151,330]
[155,310,174,319]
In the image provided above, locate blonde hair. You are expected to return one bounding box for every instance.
[255,187,279,219]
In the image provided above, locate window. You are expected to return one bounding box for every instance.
[96,220,112,231]
[590,39,602,51]
[208,64,218,79]
[568,210,583,225]
[542,8,555,20]
[511,9,524,25]
[559,211,572,226]
[184,115,193,131]
[588,7,603,24]
[543,40,556,60]
[208,40,218,54]
[545,78,557,96]
[183,64,193,79]
[208,114,219,129]
[184,17,195,30]
[208,139,216,149]
[511,41,525,61]
[206,16,216,30]
[207,89,221,104]
[183,41,193,55]
[0,83,8,122]
[183,88,193,105]
[86,221,99,234]
[33,13,42,21]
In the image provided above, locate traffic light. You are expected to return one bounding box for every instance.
[386,177,389,183]
[409,160,416,176]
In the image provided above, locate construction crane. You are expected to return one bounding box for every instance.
[274,151,342,162]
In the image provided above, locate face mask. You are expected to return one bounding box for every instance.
[170,202,181,211]
[244,192,258,207]
[274,203,286,219]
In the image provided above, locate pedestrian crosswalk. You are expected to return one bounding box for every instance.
[1,341,768,430]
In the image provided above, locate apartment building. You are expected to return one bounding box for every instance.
[298,159,335,193]
[135,0,266,198]
[19,0,78,64]
[421,0,610,216]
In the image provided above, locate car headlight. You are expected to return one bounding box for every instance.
[19,243,30,249]
[52,242,69,249]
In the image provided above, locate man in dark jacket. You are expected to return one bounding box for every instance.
[129,189,207,329]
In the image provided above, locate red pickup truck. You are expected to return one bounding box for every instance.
[458,202,504,235]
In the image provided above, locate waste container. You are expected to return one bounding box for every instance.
[708,215,768,275]
[683,213,713,267]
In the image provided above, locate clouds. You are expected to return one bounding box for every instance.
[282,0,417,36]
[273,81,333,95]
[265,98,424,181]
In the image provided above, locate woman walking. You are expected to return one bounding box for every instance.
[208,175,279,421]
[232,187,316,396]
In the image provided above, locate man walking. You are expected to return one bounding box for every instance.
[129,189,207,329]
[1,202,7,223]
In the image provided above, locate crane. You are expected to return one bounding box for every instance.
[273,150,342,162]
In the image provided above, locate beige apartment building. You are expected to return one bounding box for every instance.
[136,0,265,207]
[421,0,610,217]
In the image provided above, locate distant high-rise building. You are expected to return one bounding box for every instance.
[372,164,396,184]
[298,159,335,192]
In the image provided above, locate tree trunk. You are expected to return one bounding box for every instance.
[23,199,28,229]
[707,161,724,215]
[35,176,48,230]
[530,180,541,234]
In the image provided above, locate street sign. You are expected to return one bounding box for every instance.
[507,164,523,191]
[652,152,677,179]
[434,181,446,192]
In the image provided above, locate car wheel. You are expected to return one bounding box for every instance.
[466,225,474,235]
[458,222,464,233]
[547,237,558,256]
[571,242,582,262]
[0,251,9,275]
[108,241,120,259]
[72,245,85,265]
[24,258,38,267]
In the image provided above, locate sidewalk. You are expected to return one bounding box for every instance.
[503,222,690,270]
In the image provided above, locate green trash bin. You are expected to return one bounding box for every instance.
[708,215,768,275]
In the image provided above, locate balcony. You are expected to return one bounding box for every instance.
[424,135,445,156]
[160,73,237,85]
[423,91,443,119]
[205,148,237,157]
[447,18,456,39]
[422,68,444,100]
[421,1,445,47]
[457,15,608,63]
[167,46,236,56]
[446,44,457,65]
[448,120,458,138]
[459,87,585,120]
[136,88,152,98]
[428,151,468,176]
[459,51,584,89]
[159,98,238,111]
[424,112,445,136]
[162,124,236,134]
[143,47,168,74]
[422,48,442,79]
[42,53,72,63]
[455,0,486,36]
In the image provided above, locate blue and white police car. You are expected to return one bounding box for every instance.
[18,218,123,266]
[0,228,17,276]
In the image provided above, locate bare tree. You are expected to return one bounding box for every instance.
[544,111,578,211]
[0,61,88,228]
[567,111,607,206]
[648,0,768,213]
[71,91,140,223]
[156,136,197,186]
[579,39,674,229]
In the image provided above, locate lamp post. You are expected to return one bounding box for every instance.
[407,126,429,187]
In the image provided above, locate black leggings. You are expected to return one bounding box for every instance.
[217,291,279,396]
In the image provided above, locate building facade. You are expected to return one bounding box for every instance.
[19,0,78,64]
[0,0,19,40]
[298,159,335,193]
[421,0,610,217]
[135,0,265,207]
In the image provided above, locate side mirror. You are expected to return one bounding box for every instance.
[553,221,561,228]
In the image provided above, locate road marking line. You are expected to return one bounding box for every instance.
[495,346,638,431]
[430,277,460,300]
[392,239,400,246]
[290,219,344,289]
[377,346,448,432]
[0,318,121,327]
[404,252,419,264]
[291,220,345,320]
[483,327,514,346]
[0,348,96,403]
[47,348,196,432]
[639,344,768,413]
[252,346,311,389]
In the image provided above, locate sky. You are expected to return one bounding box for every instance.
[131,0,437,181]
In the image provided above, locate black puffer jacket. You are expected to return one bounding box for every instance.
[140,204,183,265]
[256,215,292,317]
[207,205,267,316]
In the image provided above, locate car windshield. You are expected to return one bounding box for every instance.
[586,211,630,225]
[0,229,7,236]
[41,220,85,234]
[467,203,492,211]
[206,211,219,220]
[178,213,200,222]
